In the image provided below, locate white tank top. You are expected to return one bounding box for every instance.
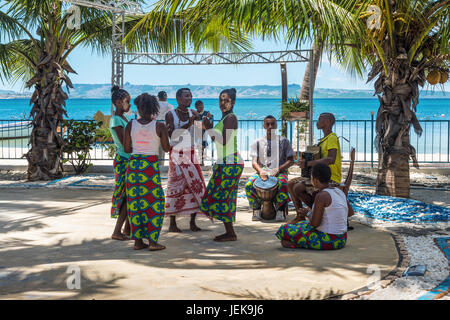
[315,188,348,235]
[170,109,194,148]
[130,119,160,155]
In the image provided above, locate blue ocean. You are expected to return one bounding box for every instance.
[1,97,449,162]
[1,97,449,121]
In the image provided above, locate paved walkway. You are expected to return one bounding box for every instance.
[0,187,399,300]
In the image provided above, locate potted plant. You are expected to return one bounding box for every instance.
[281,98,310,120]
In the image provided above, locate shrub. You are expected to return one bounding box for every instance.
[62,120,100,174]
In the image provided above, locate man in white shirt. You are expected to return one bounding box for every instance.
[245,115,294,222]
[157,91,174,121]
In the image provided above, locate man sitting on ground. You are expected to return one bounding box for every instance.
[245,115,294,222]
[287,112,343,224]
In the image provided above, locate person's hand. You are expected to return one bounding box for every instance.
[269,168,279,177]
[297,159,306,169]
[192,110,200,119]
[202,117,211,129]
[259,171,269,181]
[297,208,310,216]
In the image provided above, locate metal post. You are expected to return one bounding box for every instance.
[308,49,314,146]
[280,62,288,137]
[364,120,367,162]
[111,11,125,115]
[371,111,374,168]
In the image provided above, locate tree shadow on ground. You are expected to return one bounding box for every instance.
[0,265,124,299]
[0,216,397,277]
[199,287,344,300]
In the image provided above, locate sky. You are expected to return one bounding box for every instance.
[0,0,448,93]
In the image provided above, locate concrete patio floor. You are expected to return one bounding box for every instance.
[0,187,399,300]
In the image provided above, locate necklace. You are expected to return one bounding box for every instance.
[175,108,190,128]
[176,107,189,115]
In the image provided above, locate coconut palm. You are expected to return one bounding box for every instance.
[330,0,449,197]
[146,0,357,100]
[0,0,249,181]
[153,0,449,198]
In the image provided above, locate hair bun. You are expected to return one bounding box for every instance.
[111,85,120,94]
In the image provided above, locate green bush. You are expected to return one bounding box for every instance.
[62,120,100,174]
[95,126,117,158]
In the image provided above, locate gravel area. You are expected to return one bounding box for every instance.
[358,235,450,300]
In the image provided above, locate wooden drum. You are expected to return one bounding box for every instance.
[253,176,279,220]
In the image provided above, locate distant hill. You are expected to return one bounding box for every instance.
[1,84,449,99]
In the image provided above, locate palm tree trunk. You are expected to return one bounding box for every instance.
[299,41,323,101]
[374,66,421,198]
[26,53,67,181]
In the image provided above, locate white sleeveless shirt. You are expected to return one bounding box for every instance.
[315,188,348,235]
[170,109,194,148]
[130,119,160,155]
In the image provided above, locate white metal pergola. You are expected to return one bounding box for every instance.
[61,0,315,144]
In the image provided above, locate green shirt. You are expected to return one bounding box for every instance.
[319,132,342,184]
[213,113,238,160]
[109,115,131,159]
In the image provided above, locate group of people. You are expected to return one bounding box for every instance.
[108,85,355,252]
[109,86,243,251]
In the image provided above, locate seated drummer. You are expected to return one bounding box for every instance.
[287,112,343,224]
[276,163,354,250]
[245,115,294,222]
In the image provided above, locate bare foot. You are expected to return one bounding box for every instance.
[190,221,202,232]
[281,240,300,249]
[134,242,149,250]
[149,243,166,251]
[287,215,306,225]
[168,225,182,233]
[111,233,129,241]
[213,233,237,242]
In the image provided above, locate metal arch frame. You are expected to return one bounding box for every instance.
[124,49,315,145]
[61,0,144,89]
[122,50,311,65]
[61,1,315,145]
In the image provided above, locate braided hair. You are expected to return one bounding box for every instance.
[111,86,130,107]
[134,93,160,118]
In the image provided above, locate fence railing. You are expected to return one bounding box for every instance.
[1,117,449,165]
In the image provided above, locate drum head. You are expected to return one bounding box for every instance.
[254,176,278,189]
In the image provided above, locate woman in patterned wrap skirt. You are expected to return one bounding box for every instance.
[124,93,171,251]
[201,88,244,242]
[110,86,132,241]
[276,163,354,250]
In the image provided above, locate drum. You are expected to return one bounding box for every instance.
[301,152,315,178]
[253,176,279,220]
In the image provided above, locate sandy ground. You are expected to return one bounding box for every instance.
[0,187,398,300]
[0,166,448,300]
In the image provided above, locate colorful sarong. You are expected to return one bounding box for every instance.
[276,221,347,250]
[201,153,244,223]
[111,154,129,218]
[126,154,165,242]
[165,148,207,216]
[245,173,290,211]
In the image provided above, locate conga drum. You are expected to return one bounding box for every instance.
[253,176,279,220]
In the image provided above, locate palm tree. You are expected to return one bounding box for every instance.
[0,0,131,181]
[329,0,449,197]
[0,0,249,181]
[152,0,449,198]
